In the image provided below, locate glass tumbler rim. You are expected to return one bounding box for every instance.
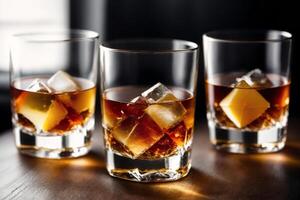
[203,29,292,44]
[100,38,198,54]
[11,29,99,43]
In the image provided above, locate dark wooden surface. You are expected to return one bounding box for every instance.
[1,119,300,200]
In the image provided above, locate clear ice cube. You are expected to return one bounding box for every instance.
[102,100,126,129]
[112,117,138,145]
[125,115,164,157]
[130,96,148,103]
[112,115,164,157]
[124,96,148,117]
[16,93,68,131]
[47,70,79,92]
[141,82,173,103]
[26,79,52,93]
[145,103,186,130]
[141,83,187,130]
[57,89,95,114]
[235,68,273,87]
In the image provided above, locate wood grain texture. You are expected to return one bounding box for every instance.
[1,119,300,200]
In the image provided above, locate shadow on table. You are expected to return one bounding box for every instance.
[14,141,300,200]
[18,149,107,184]
[279,143,300,166]
[108,167,226,200]
[11,150,111,199]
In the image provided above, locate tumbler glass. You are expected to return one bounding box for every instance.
[100,39,198,182]
[10,30,99,158]
[203,30,292,153]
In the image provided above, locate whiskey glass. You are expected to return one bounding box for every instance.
[100,39,198,182]
[10,30,99,158]
[203,30,292,153]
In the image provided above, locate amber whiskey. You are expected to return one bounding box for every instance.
[102,85,194,159]
[11,74,96,158]
[206,72,290,153]
[102,83,195,181]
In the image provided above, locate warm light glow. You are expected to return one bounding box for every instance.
[71,158,104,168]
[51,156,105,168]
[251,154,300,166]
[156,183,210,199]
[285,97,290,105]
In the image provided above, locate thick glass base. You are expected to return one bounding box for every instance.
[106,149,191,182]
[209,123,287,153]
[13,126,92,159]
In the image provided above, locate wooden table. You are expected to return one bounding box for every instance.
[1,119,300,200]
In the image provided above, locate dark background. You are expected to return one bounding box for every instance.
[71,0,300,120]
[1,0,299,131]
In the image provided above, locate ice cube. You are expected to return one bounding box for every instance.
[123,96,148,117]
[16,93,68,131]
[112,117,138,145]
[47,71,79,92]
[26,79,52,93]
[235,80,251,88]
[42,100,68,131]
[141,82,171,103]
[57,89,95,114]
[236,69,273,87]
[111,114,164,157]
[102,100,126,129]
[130,96,148,103]
[145,103,186,130]
[125,115,164,157]
[220,80,270,128]
[141,83,187,129]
